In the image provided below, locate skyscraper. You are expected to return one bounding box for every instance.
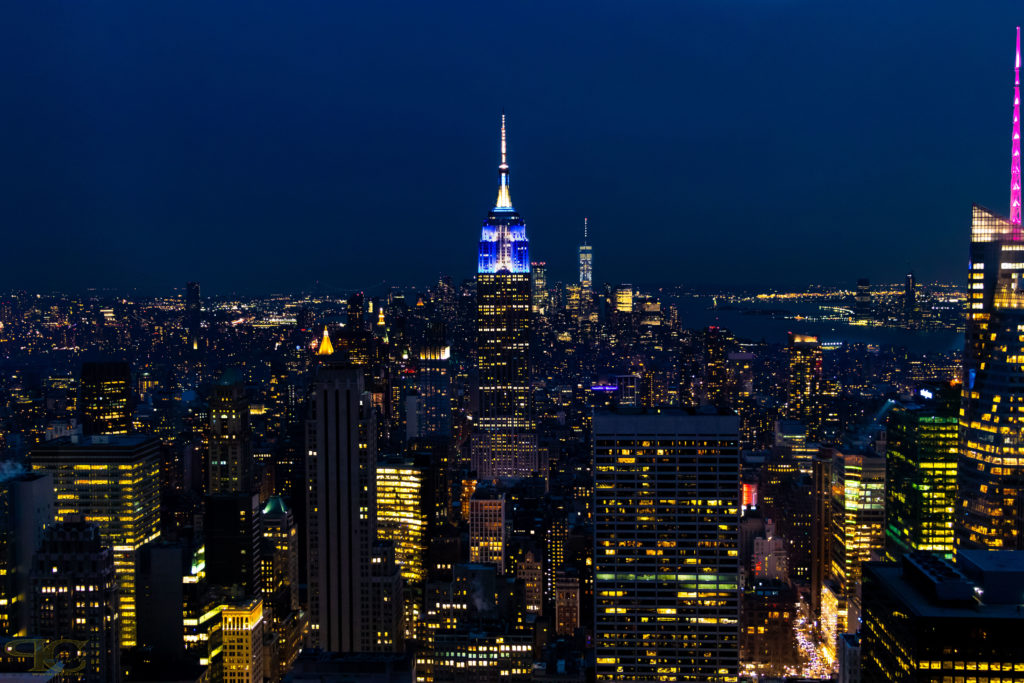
[221,598,265,683]
[785,333,823,433]
[959,27,1024,550]
[208,371,252,494]
[376,456,427,637]
[854,278,871,320]
[594,408,741,682]
[579,217,593,290]
[827,448,885,632]
[306,362,402,652]
[260,495,303,678]
[79,361,131,436]
[885,395,958,561]
[31,435,161,648]
[475,115,535,479]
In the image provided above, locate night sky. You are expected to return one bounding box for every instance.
[1,2,1021,294]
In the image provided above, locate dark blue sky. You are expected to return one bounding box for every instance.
[1,2,1021,294]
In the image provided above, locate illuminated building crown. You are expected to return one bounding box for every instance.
[478,114,530,274]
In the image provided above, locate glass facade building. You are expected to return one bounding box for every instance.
[885,398,958,561]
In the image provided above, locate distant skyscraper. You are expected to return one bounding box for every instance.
[785,333,822,432]
[854,278,871,320]
[31,435,161,648]
[530,260,548,314]
[474,115,535,479]
[578,217,593,290]
[904,272,917,325]
[185,281,201,350]
[413,324,452,438]
[613,284,633,313]
[306,362,402,652]
[208,371,252,494]
[79,361,131,436]
[959,27,1024,550]
[885,396,958,561]
[594,408,740,682]
[30,519,119,683]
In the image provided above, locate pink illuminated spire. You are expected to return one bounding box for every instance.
[1011,26,1021,231]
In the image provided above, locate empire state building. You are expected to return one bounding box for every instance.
[473,115,537,479]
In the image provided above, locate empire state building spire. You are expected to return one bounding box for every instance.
[1012,26,1021,230]
[495,113,513,210]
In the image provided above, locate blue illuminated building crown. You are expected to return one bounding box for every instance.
[478,114,530,274]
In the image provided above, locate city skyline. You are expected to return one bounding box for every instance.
[2,3,1023,293]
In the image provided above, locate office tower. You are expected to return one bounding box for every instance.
[413,324,452,438]
[785,333,822,432]
[594,408,741,682]
[306,362,402,652]
[376,457,426,636]
[0,471,53,636]
[959,28,1024,551]
[861,551,1024,682]
[827,448,885,632]
[613,284,633,313]
[474,115,535,481]
[530,261,548,314]
[810,450,832,619]
[469,488,507,573]
[347,291,365,330]
[222,598,265,683]
[185,280,201,349]
[476,115,531,431]
[135,543,187,665]
[579,217,593,290]
[205,491,261,596]
[208,372,252,494]
[702,326,734,408]
[773,419,819,475]
[885,397,958,561]
[31,435,161,648]
[854,278,871,320]
[30,519,119,683]
[79,361,131,435]
[260,496,302,678]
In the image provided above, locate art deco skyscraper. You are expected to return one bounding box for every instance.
[305,362,402,652]
[474,115,536,479]
[594,408,741,682]
[959,27,1024,550]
